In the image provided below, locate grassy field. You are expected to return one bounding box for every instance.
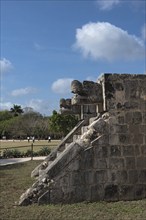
[0,161,146,220]
[0,140,61,154]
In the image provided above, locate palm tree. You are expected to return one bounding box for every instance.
[10,104,24,116]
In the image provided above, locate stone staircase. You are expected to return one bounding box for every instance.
[19,113,108,206]
[31,118,89,178]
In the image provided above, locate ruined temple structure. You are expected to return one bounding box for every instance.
[19,73,146,206]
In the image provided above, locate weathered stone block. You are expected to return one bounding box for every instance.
[141,145,146,155]
[118,116,125,124]
[73,186,87,202]
[38,190,50,205]
[123,145,134,156]
[125,80,139,99]
[134,145,141,156]
[92,135,109,146]
[140,125,146,133]
[132,112,142,124]
[135,184,146,199]
[109,134,119,145]
[125,112,133,123]
[79,148,93,169]
[115,82,124,91]
[119,185,135,200]
[91,184,104,201]
[136,156,146,169]
[119,134,131,145]
[109,158,125,169]
[104,184,118,201]
[107,170,128,184]
[110,145,121,157]
[136,157,146,169]
[70,171,85,186]
[140,101,146,110]
[95,170,107,183]
[124,101,139,109]
[109,124,127,134]
[128,170,138,184]
[93,158,107,169]
[142,112,146,123]
[68,157,80,171]
[129,125,139,134]
[84,170,95,185]
[125,157,136,169]
[138,170,146,183]
[94,145,108,158]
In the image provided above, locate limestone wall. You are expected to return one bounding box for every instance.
[48,74,146,203]
[19,74,146,205]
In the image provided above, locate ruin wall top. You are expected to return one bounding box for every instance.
[99,73,146,112]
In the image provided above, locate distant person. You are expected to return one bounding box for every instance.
[27,136,30,142]
[32,136,35,143]
[48,136,51,142]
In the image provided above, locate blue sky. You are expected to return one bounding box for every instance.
[0,0,146,115]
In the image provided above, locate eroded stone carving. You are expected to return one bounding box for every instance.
[71,80,103,105]
[60,98,81,115]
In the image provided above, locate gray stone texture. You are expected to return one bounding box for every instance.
[19,73,146,206]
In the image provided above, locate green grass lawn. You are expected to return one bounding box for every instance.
[0,160,146,220]
[0,140,61,155]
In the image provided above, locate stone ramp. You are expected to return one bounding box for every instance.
[18,115,108,206]
[31,119,86,178]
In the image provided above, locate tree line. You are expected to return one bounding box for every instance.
[0,105,78,140]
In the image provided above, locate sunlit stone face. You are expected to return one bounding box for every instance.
[71,80,103,105]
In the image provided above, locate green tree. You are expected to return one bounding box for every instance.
[49,110,78,137]
[0,116,18,139]
[20,111,43,137]
[0,110,13,121]
[10,104,24,116]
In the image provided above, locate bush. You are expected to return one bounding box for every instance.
[24,149,39,157]
[2,149,13,158]
[11,149,22,158]
[2,149,22,158]
[1,147,51,158]
[24,149,33,157]
[37,147,51,156]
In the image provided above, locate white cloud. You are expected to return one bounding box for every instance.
[27,99,51,115]
[0,102,13,111]
[11,87,37,97]
[74,22,145,62]
[51,78,74,94]
[141,24,146,40]
[0,99,54,115]
[96,0,120,10]
[0,58,13,74]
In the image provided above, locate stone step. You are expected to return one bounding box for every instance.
[56,151,62,157]
[81,126,89,134]
[56,142,71,158]
[89,117,98,125]
[73,134,81,141]
[65,143,70,148]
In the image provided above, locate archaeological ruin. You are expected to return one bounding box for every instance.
[19,73,146,206]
